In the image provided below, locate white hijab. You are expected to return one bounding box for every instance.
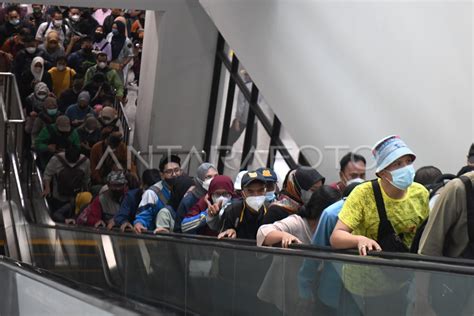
[30,56,45,81]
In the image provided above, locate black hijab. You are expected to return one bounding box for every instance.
[111,21,126,60]
[168,176,194,211]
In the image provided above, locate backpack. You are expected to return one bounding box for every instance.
[410,175,473,254]
[41,21,67,39]
[55,154,87,197]
[371,180,409,253]
[427,176,474,315]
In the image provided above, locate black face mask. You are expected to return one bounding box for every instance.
[165,177,177,187]
[82,47,93,55]
[94,32,105,41]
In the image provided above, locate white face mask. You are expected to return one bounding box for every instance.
[57,65,66,71]
[34,66,42,74]
[70,14,80,22]
[53,19,63,27]
[213,195,231,206]
[300,189,313,205]
[245,195,266,211]
[26,47,36,54]
[98,62,107,69]
[346,178,364,186]
[202,178,212,191]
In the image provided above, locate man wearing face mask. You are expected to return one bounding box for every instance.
[77,114,101,156]
[80,171,128,228]
[67,36,96,75]
[24,81,49,117]
[35,10,69,45]
[218,171,269,240]
[84,52,124,101]
[39,30,65,65]
[133,155,182,233]
[25,4,46,31]
[35,115,80,169]
[257,167,279,203]
[330,136,429,315]
[66,91,94,127]
[90,130,135,185]
[0,6,29,45]
[330,152,367,194]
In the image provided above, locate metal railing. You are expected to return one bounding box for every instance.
[113,99,133,145]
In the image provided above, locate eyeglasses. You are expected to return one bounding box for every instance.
[163,167,182,176]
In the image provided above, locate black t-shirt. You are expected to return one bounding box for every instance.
[221,199,268,240]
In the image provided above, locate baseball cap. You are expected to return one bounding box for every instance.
[372,135,416,173]
[55,115,71,132]
[257,167,278,183]
[240,171,266,188]
[234,170,248,191]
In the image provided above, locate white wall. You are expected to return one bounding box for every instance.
[200,0,473,182]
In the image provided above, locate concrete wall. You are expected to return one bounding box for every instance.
[200,0,473,181]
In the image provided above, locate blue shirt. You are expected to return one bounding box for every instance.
[174,192,200,232]
[114,188,142,226]
[65,104,94,122]
[298,200,344,307]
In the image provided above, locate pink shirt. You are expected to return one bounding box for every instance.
[92,9,111,26]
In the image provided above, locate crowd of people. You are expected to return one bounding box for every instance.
[2,4,474,315]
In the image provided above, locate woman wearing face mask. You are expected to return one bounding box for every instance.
[154,175,195,234]
[263,167,325,225]
[173,163,218,232]
[29,96,61,146]
[20,56,52,100]
[181,175,236,235]
[77,114,101,156]
[92,25,112,61]
[108,21,133,83]
[24,81,50,119]
[48,55,76,98]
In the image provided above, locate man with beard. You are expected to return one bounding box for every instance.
[80,171,128,228]
[133,155,183,233]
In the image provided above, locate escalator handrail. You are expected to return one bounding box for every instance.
[0,255,160,315]
[30,222,474,276]
[0,72,25,122]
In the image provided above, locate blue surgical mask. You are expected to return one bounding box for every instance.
[265,191,276,202]
[389,165,415,190]
[47,108,58,116]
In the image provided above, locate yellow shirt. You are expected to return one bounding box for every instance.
[48,67,76,98]
[338,179,429,296]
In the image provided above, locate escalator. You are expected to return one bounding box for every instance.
[2,72,474,315]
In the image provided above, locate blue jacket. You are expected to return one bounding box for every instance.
[65,104,94,122]
[114,188,142,226]
[133,181,171,231]
[298,200,344,307]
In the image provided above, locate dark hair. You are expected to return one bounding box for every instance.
[414,166,442,187]
[159,155,181,172]
[65,145,81,164]
[169,176,194,211]
[7,5,19,14]
[23,35,36,44]
[342,182,362,198]
[125,172,140,190]
[457,165,474,177]
[81,36,92,44]
[96,52,108,59]
[299,185,341,220]
[56,56,67,64]
[142,169,161,188]
[51,10,62,18]
[340,152,366,171]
